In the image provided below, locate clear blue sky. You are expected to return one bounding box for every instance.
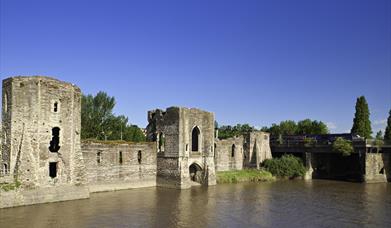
[1,0,390,134]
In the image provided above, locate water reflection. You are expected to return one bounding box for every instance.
[0,181,390,228]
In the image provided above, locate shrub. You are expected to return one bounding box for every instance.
[216,169,275,184]
[263,155,306,178]
[332,137,353,156]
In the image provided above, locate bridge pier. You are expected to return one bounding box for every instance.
[304,152,313,180]
[363,152,389,183]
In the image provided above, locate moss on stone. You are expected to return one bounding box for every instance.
[0,181,21,192]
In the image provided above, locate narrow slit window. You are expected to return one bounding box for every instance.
[119,151,123,164]
[137,151,142,164]
[49,162,57,178]
[97,151,102,164]
[54,102,58,112]
[231,144,235,157]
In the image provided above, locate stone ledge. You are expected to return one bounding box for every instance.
[0,185,90,209]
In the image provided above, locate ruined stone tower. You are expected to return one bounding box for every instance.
[146,107,216,189]
[1,76,86,189]
[243,131,272,169]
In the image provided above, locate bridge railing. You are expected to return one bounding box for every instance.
[270,136,366,147]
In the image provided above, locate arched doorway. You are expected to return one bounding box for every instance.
[192,126,200,152]
[189,163,203,183]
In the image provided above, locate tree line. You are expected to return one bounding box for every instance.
[81,92,391,144]
[216,96,391,143]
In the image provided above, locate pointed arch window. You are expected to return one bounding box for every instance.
[192,126,200,152]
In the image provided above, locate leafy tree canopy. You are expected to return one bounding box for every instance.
[217,124,254,139]
[81,91,145,142]
[375,130,383,140]
[261,119,329,136]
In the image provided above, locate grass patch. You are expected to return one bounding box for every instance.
[82,139,154,145]
[0,181,21,192]
[216,169,275,184]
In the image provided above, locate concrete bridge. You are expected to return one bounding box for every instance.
[271,139,391,183]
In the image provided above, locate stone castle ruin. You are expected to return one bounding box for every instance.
[0,76,272,208]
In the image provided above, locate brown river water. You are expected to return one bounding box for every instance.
[0,180,390,228]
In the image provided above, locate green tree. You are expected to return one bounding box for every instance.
[268,123,281,136]
[310,120,329,135]
[81,91,145,142]
[279,120,297,135]
[81,92,116,140]
[297,119,313,135]
[332,137,353,156]
[351,96,372,138]
[375,130,383,140]
[217,124,255,139]
[266,119,328,137]
[384,109,391,142]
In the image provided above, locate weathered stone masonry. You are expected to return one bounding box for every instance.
[214,132,272,172]
[0,76,272,208]
[81,141,157,192]
[1,76,89,208]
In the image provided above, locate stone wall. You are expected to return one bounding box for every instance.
[81,141,157,192]
[0,185,89,209]
[214,131,272,172]
[215,136,244,171]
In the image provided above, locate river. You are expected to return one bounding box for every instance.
[0,180,390,228]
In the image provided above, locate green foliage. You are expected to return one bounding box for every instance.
[216,169,275,184]
[81,91,145,142]
[374,139,384,148]
[351,96,372,138]
[263,155,307,178]
[279,120,298,135]
[375,131,383,140]
[332,137,354,156]
[297,119,329,135]
[218,124,254,139]
[0,181,21,192]
[262,119,329,136]
[303,137,316,147]
[385,109,391,142]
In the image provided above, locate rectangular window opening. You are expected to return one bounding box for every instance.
[49,162,57,178]
[119,151,123,164]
